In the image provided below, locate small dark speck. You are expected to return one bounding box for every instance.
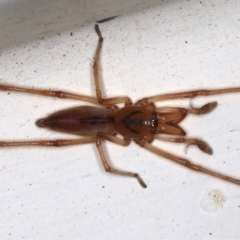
[102,186,105,188]
[185,41,188,43]
[209,233,212,235]
[70,32,73,36]
[58,33,61,36]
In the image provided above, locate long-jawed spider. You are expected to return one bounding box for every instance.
[1,25,240,188]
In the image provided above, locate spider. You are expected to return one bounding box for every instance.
[1,24,240,188]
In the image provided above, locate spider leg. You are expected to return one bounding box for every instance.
[136,87,240,105]
[96,133,147,188]
[0,84,98,104]
[136,140,240,185]
[0,137,96,147]
[93,25,132,106]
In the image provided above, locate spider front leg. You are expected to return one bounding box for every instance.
[93,25,132,106]
[136,87,240,104]
[137,140,240,185]
[135,87,240,118]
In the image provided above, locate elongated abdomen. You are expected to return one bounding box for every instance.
[36,106,114,136]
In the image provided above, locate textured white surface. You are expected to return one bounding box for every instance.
[0,0,240,240]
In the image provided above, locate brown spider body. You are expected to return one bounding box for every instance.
[36,104,186,141]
